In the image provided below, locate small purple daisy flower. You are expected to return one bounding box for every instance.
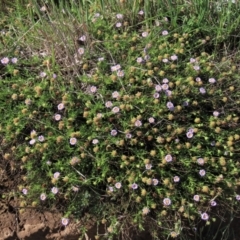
[199,87,206,94]
[173,176,180,182]
[152,179,159,186]
[186,131,194,138]
[209,78,216,83]
[111,129,118,136]
[165,154,173,163]
[155,85,162,92]
[134,120,142,127]
[199,169,206,177]
[193,195,200,202]
[167,102,174,110]
[131,183,138,189]
[197,158,204,165]
[210,200,217,206]
[201,212,209,221]
[40,193,47,201]
[163,198,171,206]
[162,30,168,36]
[11,57,18,64]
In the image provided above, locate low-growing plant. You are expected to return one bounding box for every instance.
[1,0,240,239]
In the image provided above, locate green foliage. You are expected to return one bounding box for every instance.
[1,0,240,239]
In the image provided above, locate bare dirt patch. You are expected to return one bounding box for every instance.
[0,196,82,240]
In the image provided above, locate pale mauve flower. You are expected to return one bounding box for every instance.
[105,101,113,108]
[22,188,28,195]
[131,183,138,189]
[117,70,124,77]
[51,187,58,194]
[61,218,69,226]
[145,163,152,170]
[210,200,217,206]
[165,90,172,96]
[111,64,121,72]
[40,193,47,201]
[170,55,178,61]
[53,172,60,179]
[194,65,200,71]
[142,32,148,37]
[152,179,159,186]
[112,91,120,98]
[115,182,122,189]
[197,158,204,165]
[57,103,65,110]
[90,86,97,93]
[116,13,123,19]
[70,137,77,145]
[92,139,99,144]
[165,154,172,162]
[29,139,36,145]
[199,169,206,177]
[173,176,180,182]
[11,57,18,64]
[79,35,86,41]
[98,57,104,62]
[190,58,196,63]
[155,85,162,92]
[193,195,200,202]
[116,22,122,28]
[1,57,9,65]
[167,101,174,110]
[40,72,47,78]
[148,117,155,123]
[137,57,144,63]
[125,133,132,139]
[209,78,216,83]
[201,212,209,221]
[199,87,206,94]
[38,135,45,142]
[162,30,168,36]
[111,129,118,136]
[25,99,32,105]
[112,106,120,113]
[162,78,169,83]
[78,48,84,55]
[162,83,169,90]
[134,119,142,127]
[186,131,193,138]
[163,198,171,206]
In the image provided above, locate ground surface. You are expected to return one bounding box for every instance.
[0,202,81,240]
[0,156,152,240]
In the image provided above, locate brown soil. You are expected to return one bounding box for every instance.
[0,199,151,240]
[0,154,82,240]
[0,203,81,240]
